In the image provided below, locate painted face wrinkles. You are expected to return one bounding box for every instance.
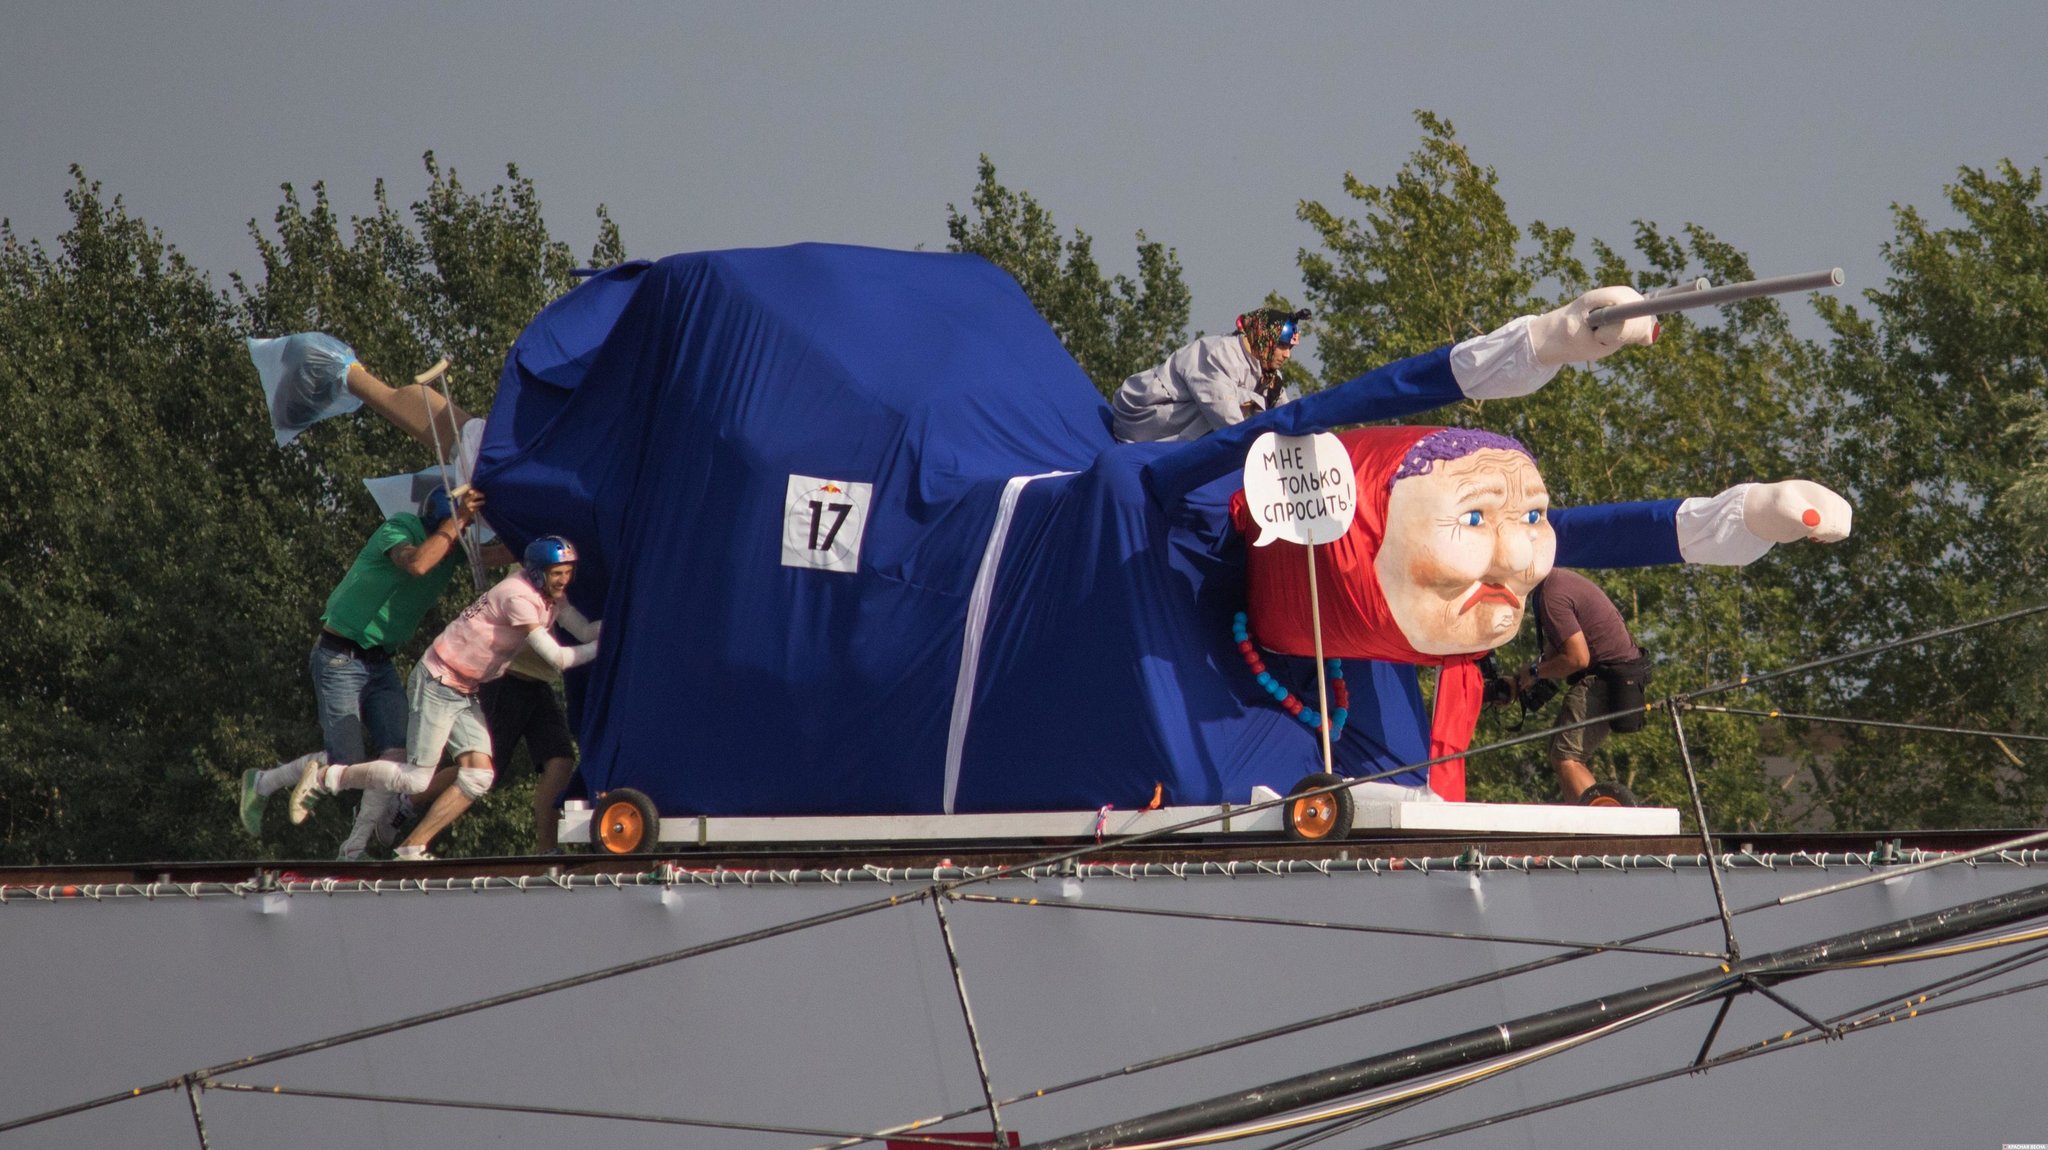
[1372,449,1557,656]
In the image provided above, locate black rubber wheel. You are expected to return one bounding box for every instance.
[591,787,661,855]
[1283,773,1354,842]
[1578,781,1641,808]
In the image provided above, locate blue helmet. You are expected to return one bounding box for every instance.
[418,485,454,532]
[522,536,579,584]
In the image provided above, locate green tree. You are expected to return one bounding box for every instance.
[0,171,320,862]
[1298,111,1580,381]
[947,155,1191,395]
[1794,159,2048,829]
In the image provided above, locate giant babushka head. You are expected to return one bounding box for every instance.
[1235,426,1557,662]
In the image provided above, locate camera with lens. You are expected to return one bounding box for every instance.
[1478,652,1519,707]
[1477,652,1559,712]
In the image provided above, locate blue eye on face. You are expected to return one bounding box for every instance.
[1524,509,1544,525]
[1460,510,1483,527]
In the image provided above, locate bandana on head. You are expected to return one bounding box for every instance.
[1236,308,1309,407]
[1228,426,1537,801]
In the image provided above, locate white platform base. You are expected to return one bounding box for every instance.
[556,792,1680,847]
[1348,800,1679,837]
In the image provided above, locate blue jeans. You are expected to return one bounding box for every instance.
[308,640,408,767]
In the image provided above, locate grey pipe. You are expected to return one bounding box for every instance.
[1588,267,1843,328]
[1642,277,1710,300]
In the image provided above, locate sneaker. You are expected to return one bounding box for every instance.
[393,844,434,861]
[287,754,329,825]
[238,768,265,837]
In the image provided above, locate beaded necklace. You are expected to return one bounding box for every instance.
[1232,611,1348,737]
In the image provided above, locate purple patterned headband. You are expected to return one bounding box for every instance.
[1388,428,1535,487]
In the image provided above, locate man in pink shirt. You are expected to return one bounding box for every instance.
[273,536,600,858]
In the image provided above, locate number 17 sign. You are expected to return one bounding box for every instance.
[782,474,874,573]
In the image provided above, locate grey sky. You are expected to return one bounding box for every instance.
[4,2,2044,354]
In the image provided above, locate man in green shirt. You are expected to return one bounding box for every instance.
[240,485,487,854]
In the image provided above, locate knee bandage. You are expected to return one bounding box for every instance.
[456,764,495,799]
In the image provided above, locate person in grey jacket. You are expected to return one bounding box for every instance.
[1112,307,1309,443]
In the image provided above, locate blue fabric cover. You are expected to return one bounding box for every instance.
[475,245,1679,816]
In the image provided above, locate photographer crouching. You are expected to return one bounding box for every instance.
[1491,569,1655,806]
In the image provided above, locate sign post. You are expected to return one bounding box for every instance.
[1241,432,1359,773]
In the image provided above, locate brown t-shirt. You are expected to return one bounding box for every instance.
[1534,568,1640,667]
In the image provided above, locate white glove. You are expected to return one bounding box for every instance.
[1675,480,1853,565]
[1526,287,1659,366]
[1742,479,1853,544]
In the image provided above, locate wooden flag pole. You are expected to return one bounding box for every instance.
[1306,544,1332,775]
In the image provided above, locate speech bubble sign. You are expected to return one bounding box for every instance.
[1242,431,1358,546]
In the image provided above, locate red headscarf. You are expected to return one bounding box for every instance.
[1228,426,1498,801]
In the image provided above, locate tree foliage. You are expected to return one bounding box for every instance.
[947,155,1191,395]
[1299,111,1580,378]
[0,172,311,862]
[1791,160,2048,829]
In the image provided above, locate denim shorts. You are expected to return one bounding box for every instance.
[407,668,493,766]
[308,640,408,765]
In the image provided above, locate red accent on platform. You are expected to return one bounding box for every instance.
[889,1131,1022,1147]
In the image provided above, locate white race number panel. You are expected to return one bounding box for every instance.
[781,474,873,573]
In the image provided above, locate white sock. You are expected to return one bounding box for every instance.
[256,752,320,797]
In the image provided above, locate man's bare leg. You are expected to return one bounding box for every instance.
[532,755,576,853]
[1552,757,1597,801]
[399,751,491,851]
[414,766,460,805]
[346,363,473,452]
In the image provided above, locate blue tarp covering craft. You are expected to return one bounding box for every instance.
[473,244,1678,817]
